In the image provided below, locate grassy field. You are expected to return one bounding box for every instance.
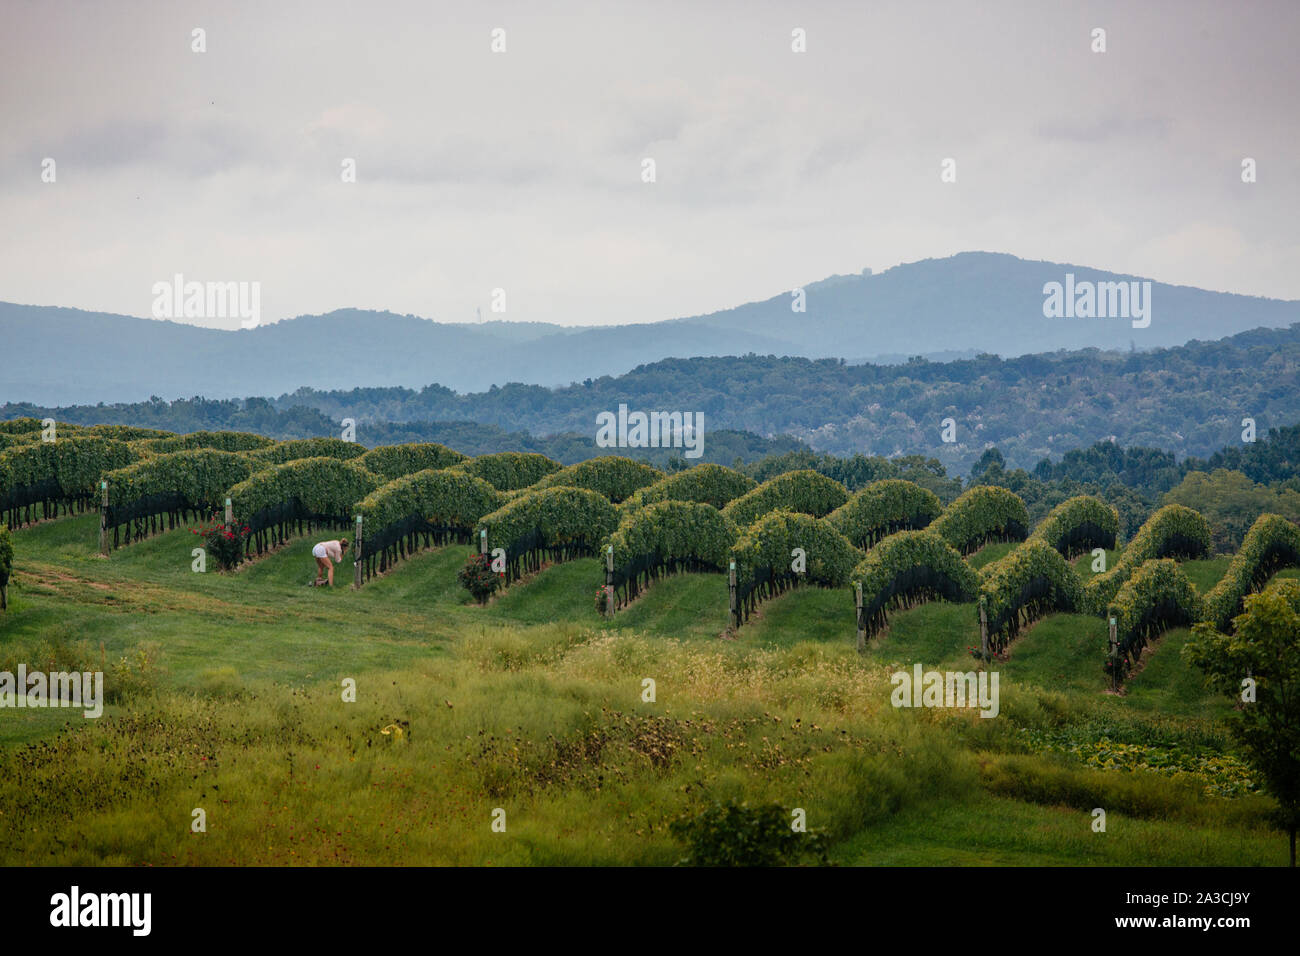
[0,517,1291,865]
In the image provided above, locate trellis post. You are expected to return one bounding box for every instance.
[98,480,109,556]
[353,514,363,590]
[605,544,615,618]
[855,581,865,652]
[728,560,738,631]
[479,528,488,556]
[224,497,233,526]
[978,594,989,666]
[1108,616,1119,691]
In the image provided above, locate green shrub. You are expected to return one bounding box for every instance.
[671,799,828,866]
[458,552,503,604]
[475,486,620,583]
[929,485,1030,555]
[721,470,849,529]
[450,452,561,491]
[622,464,756,511]
[605,500,737,607]
[357,443,468,481]
[535,456,664,504]
[1085,504,1211,614]
[1029,495,1119,559]
[247,438,367,465]
[1200,514,1300,632]
[828,479,942,551]
[105,642,167,704]
[730,510,860,625]
[979,539,1083,651]
[190,513,252,571]
[1107,558,1201,678]
[852,530,979,639]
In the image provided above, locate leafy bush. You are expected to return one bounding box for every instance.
[852,530,979,639]
[604,500,737,607]
[1201,514,1300,632]
[979,539,1083,650]
[1107,558,1200,677]
[105,642,167,704]
[449,452,562,491]
[535,456,664,504]
[1029,495,1119,559]
[190,514,252,571]
[457,553,503,604]
[0,524,12,611]
[929,485,1030,555]
[247,438,368,465]
[827,479,942,551]
[621,464,756,511]
[721,470,850,529]
[1084,504,1211,614]
[475,486,620,582]
[730,510,860,625]
[671,800,828,866]
[357,443,467,481]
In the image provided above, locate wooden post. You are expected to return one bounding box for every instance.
[98,480,108,556]
[224,497,233,525]
[353,514,363,590]
[978,595,989,665]
[1108,616,1119,691]
[479,528,488,556]
[728,560,738,630]
[855,581,865,652]
[605,544,615,618]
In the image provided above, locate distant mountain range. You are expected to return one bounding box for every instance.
[3,251,1298,406]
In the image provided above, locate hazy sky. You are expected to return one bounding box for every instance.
[2,0,1297,329]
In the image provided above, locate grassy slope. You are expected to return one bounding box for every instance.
[0,516,1290,865]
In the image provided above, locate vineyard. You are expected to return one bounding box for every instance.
[0,427,1296,689]
[2,423,1298,867]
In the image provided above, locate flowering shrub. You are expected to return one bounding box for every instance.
[458,552,502,604]
[190,514,251,571]
[595,584,611,614]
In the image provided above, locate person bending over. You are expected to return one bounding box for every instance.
[311,537,349,587]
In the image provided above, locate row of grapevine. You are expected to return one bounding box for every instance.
[604,500,737,608]
[103,450,256,547]
[475,486,620,584]
[621,464,755,512]
[827,479,942,551]
[227,457,380,556]
[535,455,664,504]
[449,452,561,490]
[1028,495,1118,559]
[0,437,138,528]
[852,530,979,639]
[133,431,275,454]
[721,470,849,529]
[357,442,466,481]
[731,511,860,626]
[1106,559,1201,678]
[354,469,502,580]
[1084,504,1211,613]
[1200,513,1300,632]
[978,539,1083,651]
[0,524,11,610]
[247,438,368,465]
[928,486,1030,555]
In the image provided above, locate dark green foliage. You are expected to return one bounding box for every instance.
[78,424,175,441]
[227,457,380,555]
[622,464,756,511]
[247,438,367,465]
[0,524,12,610]
[605,501,737,607]
[1201,514,1300,632]
[671,800,828,866]
[722,470,850,529]
[1029,495,1119,559]
[1085,504,1211,614]
[1107,559,1200,674]
[828,479,942,551]
[134,431,275,454]
[357,442,467,481]
[450,452,562,491]
[103,450,256,547]
[475,487,620,583]
[852,530,980,639]
[929,485,1030,555]
[536,456,664,504]
[0,436,138,527]
[730,510,860,625]
[979,539,1083,650]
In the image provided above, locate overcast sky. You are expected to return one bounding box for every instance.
[2,0,1297,330]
